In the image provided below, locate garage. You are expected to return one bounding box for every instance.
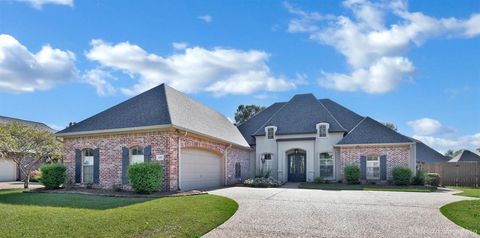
[0,159,17,181]
[180,148,223,191]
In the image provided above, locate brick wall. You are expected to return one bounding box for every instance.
[63,129,251,192]
[339,145,411,180]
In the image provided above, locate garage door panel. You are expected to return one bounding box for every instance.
[0,160,17,181]
[180,149,222,191]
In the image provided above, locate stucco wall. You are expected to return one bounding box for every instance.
[338,144,411,180]
[63,129,251,191]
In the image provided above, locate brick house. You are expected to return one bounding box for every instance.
[237,93,441,183]
[56,84,251,192]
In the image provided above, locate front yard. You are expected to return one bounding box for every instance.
[441,187,480,235]
[299,182,437,192]
[0,189,237,237]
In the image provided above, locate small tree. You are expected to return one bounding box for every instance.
[382,122,397,131]
[234,105,266,125]
[0,122,63,189]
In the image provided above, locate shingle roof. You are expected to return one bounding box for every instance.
[237,102,286,145]
[414,140,448,163]
[337,117,413,145]
[253,94,347,136]
[319,99,363,131]
[0,116,56,133]
[56,84,249,148]
[448,150,480,162]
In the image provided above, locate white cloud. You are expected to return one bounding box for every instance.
[82,69,116,96]
[408,117,478,153]
[286,0,480,93]
[85,39,296,96]
[407,118,444,136]
[0,34,77,93]
[18,0,73,9]
[198,15,212,23]
[172,42,188,50]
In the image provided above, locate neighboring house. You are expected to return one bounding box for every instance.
[448,150,480,162]
[238,93,438,183]
[414,140,449,164]
[55,84,251,192]
[0,116,56,181]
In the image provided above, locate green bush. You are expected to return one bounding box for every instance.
[392,166,412,185]
[243,177,282,187]
[128,163,163,194]
[425,173,441,187]
[39,163,66,189]
[411,170,426,185]
[344,165,360,184]
[314,177,323,184]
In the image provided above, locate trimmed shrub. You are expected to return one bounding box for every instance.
[128,163,163,194]
[344,165,360,184]
[39,163,66,189]
[314,177,323,184]
[392,166,412,185]
[425,173,441,187]
[411,170,426,185]
[243,177,282,187]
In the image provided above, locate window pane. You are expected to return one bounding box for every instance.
[366,156,380,179]
[83,165,93,183]
[131,155,144,164]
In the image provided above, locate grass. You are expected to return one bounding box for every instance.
[299,182,437,192]
[447,186,480,198]
[0,189,238,238]
[441,200,480,235]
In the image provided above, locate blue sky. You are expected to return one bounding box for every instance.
[0,0,479,152]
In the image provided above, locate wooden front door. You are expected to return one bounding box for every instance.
[288,151,306,182]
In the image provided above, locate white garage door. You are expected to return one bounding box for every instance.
[0,159,17,181]
[180,149,223,191]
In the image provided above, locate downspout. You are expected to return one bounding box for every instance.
[225,143,232,185]
[177,130,188,191]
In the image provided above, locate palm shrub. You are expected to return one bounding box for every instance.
[392,166,412,185]
[128,163,163,194]
[344,165,360,184]
[425,173,441,187]
[39,163,66,189]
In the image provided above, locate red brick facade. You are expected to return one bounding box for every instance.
[338,145,411,180]
[63,129,251,191]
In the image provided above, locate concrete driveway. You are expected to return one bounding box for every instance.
[0,181,43,190]
[205,186,478,238]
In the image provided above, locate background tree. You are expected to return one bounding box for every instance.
[477,148,480,153]
[234,105,266,125]
[444,149,462,158]
[382,122,397,131]
[0,122,63,189]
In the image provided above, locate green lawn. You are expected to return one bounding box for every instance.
[441,200,480,235]
[448,186,480,198]
[299,183,436,192]
[0,189,238,238]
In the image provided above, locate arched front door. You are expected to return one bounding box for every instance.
[287,149,306,182]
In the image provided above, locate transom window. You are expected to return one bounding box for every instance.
[266,126,276,140]
[367,155,380,180]
[261,153,273,172]
[82,149,94,184]
[130,146,144,164]
[319,152,334,179]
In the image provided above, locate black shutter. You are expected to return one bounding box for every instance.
[93,148,100,184]
[380,155,387,180]
[122,147,129,184]
[360,156,367,180]
[75,149,82,183]
[144,145,151,163]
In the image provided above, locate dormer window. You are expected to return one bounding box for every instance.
[266,126,277,140]
[316,123,329,138]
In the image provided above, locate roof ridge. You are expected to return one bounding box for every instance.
[318,100,347,132]
[252,101,289,135]
[347,116,367,134]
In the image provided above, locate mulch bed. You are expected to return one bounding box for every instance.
[24,187,207,198]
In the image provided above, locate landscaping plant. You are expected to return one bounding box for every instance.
[243,177,282,187]
[39,163,66,189]
[344,165,360,184]
[425,173,441,187]
[128,163,163,194]
[411,169,425,185]
[392,166,412,185]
